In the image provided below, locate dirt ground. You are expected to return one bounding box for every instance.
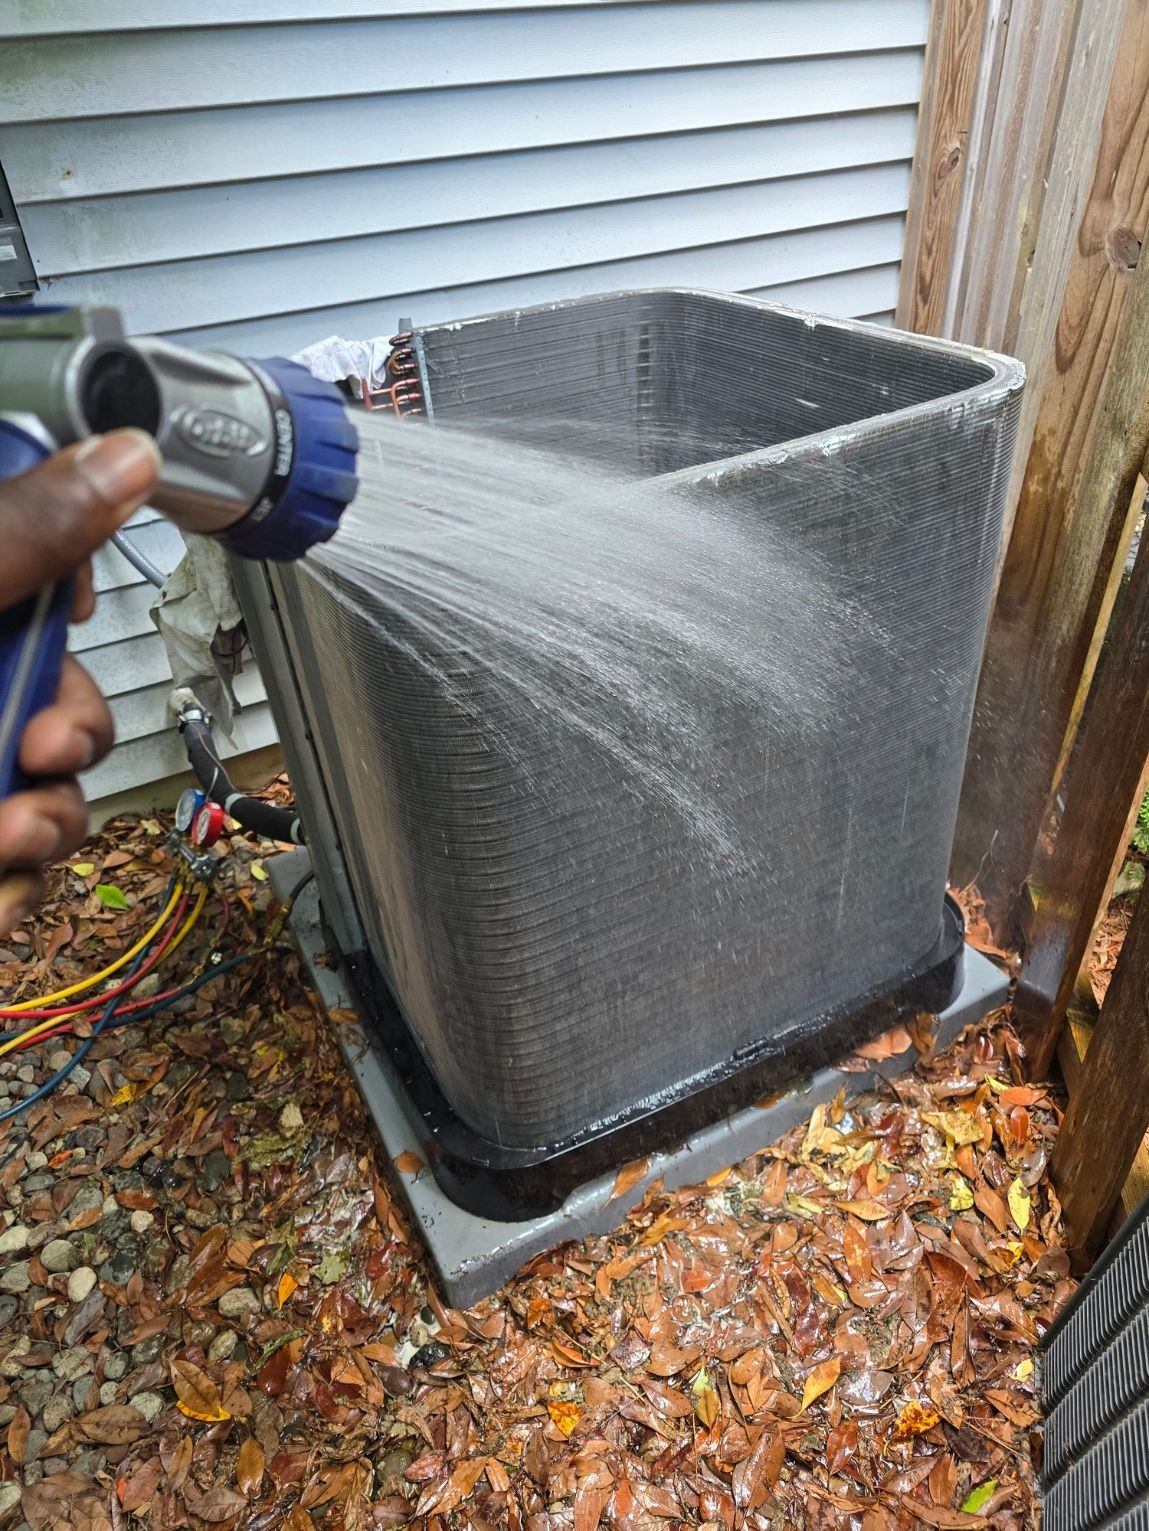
[0,813,1068,1530]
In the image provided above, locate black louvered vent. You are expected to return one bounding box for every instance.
[1042,1199,1149,1529]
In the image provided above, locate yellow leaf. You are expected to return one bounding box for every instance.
[949,1175,974,1211]
[176,1398,231,1423]
[250,860,269,881]
[922,1110,984,1147]
[546,1400,581,1437]
[799,1356,841,1413]
[892,1400,940,1440]
[784,1193,823,1220]
[1014,1358,1034,1382]
[276,1271,299,1308]
[691,1367,720,1428]
[71,862,95,878]
[1008,1177,1031,1231]
[107,1082,143,1110]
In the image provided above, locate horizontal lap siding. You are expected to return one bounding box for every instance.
[0,0,927,802]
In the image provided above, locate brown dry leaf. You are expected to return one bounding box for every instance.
[609,1157,650,1201]
[838,1199,891,1222]
[171,1359,230,1422]
[552,1338,596,1369]
[117,1459,163,1515]
[732,1428,785,1511]
[647,1342,698,1377]
[74,1405,149,1445]
[855,1025,913,1061]
[690,1367,720,1427]
[415,1457,487,1516]
[973,1180,1009,1235]
[393,1151,424,1174]
[166,1434,194,1491]
[7,1404,30,1464]
[237,1436,266,1497]
[574,1483,613,1531]
[636,1211,689,1248]
[799,1355,841,1413]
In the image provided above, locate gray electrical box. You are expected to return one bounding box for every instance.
[0,167,38,300]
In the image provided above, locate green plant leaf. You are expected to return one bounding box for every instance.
[94,883,129,910]
[961,1480,997,1514]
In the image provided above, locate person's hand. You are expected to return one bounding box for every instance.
[0,431,162,936]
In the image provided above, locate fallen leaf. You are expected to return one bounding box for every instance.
[949,1175,974,1211]
[799,1356,841,1412]
[609,1157,650,1202]
[637,1212,689,1248]
[94,883,130,910]
[838,1199,891,1221]
[1008,1177,1031,1231]
[547,1399,582,1437]
[171,1360,230,1423]
[237,1436,266,1497]
[922,1109,984,1147]
[75,1404,150,1444]
[962,1480,997,1514]
[552,1338,596,1369]
[732,1428,785,1510]
[690,1366,720,1428]
[892,1400,940,1440]
[7,1405,30,1464]
[316,1249,347,1285]
[393,1151,424,1174]
[856,1025,913,1061]
[118,1457,163,1514]
[107,1081,144,1110]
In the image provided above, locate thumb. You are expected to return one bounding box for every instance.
[0,429,162,609]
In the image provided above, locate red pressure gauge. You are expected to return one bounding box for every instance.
[190,801,225,848]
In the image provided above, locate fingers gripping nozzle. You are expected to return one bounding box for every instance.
[0,302,359,797]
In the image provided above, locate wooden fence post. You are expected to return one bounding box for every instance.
[1051,888,1149,1268]
[896,0,993,335]
[949,0,1149,918]
[1012,493,1149,1078]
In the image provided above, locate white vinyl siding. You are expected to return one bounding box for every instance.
[0,0,927,801]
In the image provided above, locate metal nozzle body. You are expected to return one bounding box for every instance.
[0,306,288,538]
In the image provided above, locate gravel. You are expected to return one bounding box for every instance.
[0,1262,30,1295]
[218,1287,261,1321]
[128,1391,165,1424]
[39,1239,78,1275]
[0,1224,29,1256]
[66,1267,98,1304]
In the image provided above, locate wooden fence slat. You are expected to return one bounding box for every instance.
[1051,885,1149,1268]
[895,0,992,334]
[950,0,1082,353]
[1013,498,1149,1077]
[950,0,1149,914]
